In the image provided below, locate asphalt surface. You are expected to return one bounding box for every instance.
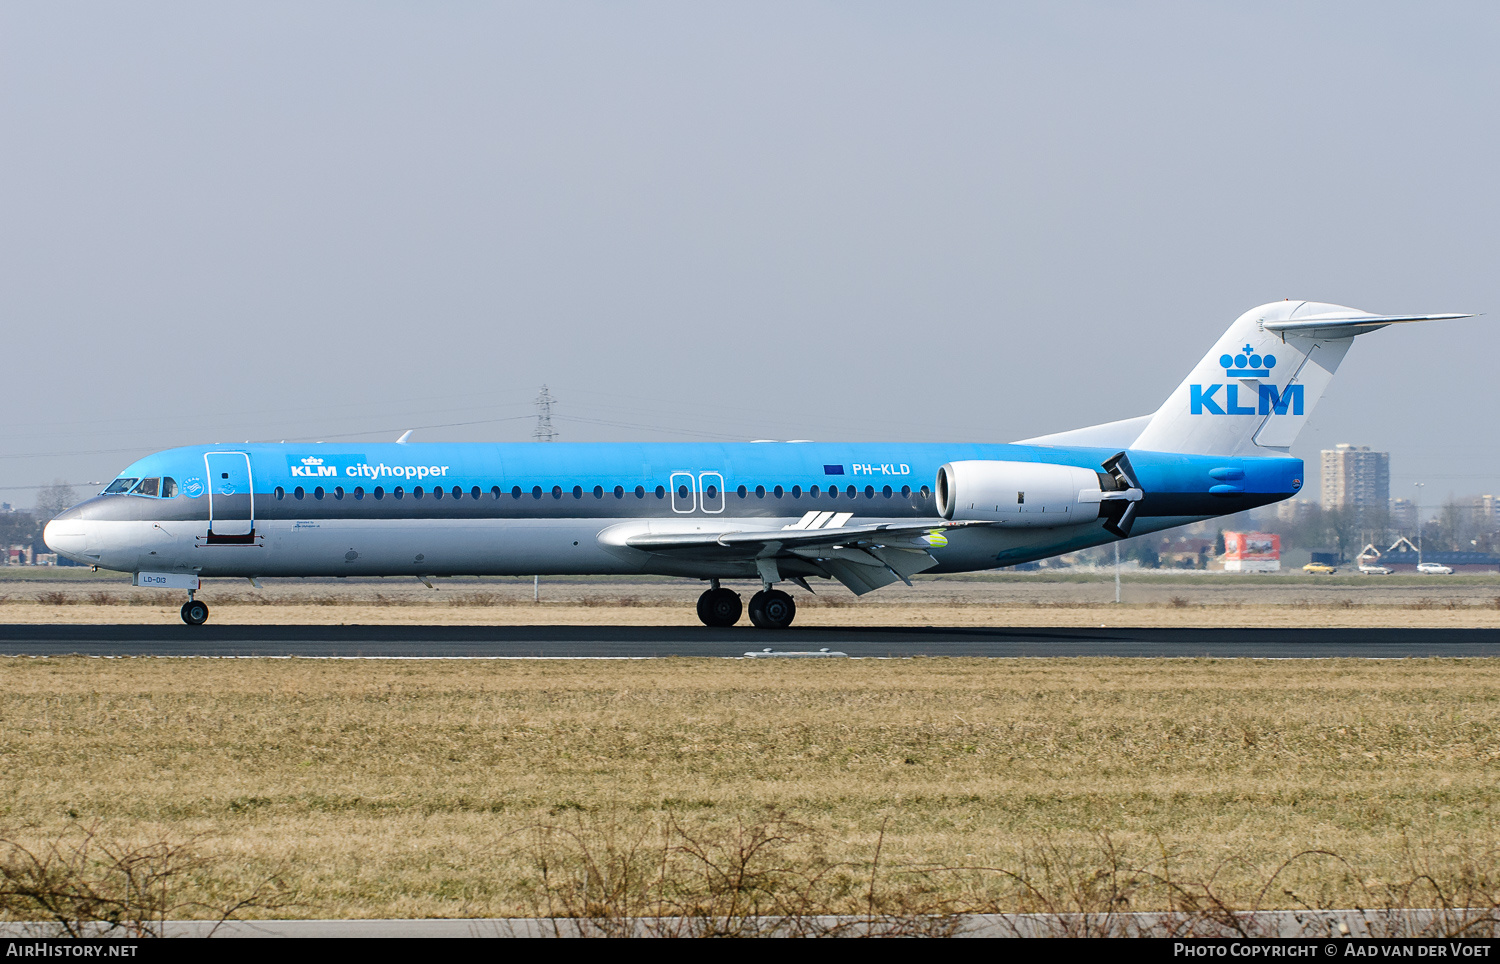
[1,623,1497,657]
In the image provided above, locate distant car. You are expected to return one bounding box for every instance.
[1303,562,1338,575]
[1417,562,1454,575]
[1358,564,1392,575]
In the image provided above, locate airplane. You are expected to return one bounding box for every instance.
[44,300,1474,627]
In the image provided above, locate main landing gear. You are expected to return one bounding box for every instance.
[748,589,795,630]
[696,583,743,627]
[181,594,209,626]
[694,582,797,629]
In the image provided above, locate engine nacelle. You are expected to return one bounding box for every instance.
[935,460,1109,526]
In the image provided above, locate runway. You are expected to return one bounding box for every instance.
[1,624,1497,658]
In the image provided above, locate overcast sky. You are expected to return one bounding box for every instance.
[2,3,1495,511]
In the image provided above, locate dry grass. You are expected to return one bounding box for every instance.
[1,658,1498,920]
[5,576,1500,627]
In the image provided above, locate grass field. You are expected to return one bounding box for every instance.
[2,572,1498,627]
[2,657,1498,920]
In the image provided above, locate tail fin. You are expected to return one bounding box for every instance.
[1129,301,1473,457]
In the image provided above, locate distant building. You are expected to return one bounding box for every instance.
[1389,498,1417,534]
[1275,499,1317,523]
[1476,494,1498,528]
[1320,444,1390,515]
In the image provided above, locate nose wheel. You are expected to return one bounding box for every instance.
[747,589,796,630]
[181,600,210,626]
[696,587,743,627]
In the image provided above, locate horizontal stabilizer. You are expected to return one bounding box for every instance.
[1264,311,1474,338]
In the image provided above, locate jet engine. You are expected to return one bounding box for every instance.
[935,455,1143,533]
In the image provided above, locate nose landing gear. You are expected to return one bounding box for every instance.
[180,595,209,626]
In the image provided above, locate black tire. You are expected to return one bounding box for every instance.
[696,588,743,627]
[181,600,209,626]
[747,589,795,630]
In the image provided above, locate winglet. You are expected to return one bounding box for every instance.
[396,430,413,444]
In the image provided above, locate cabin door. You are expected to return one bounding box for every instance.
[204,452,255,538]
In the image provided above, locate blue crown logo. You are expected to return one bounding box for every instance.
[1220,343,1277,378]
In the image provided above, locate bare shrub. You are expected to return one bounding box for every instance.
[578,595,644,608]
[927,835,1500,938]
[514,809,957,937]
[85,592,119,606]
[457,593,499,607]
[1492,596,1500,611]
[35,591,72,606]
[1168,596,1190,608]
[1408,598,1437,610]
[0,822,291,937]
[1337,598,1356,610]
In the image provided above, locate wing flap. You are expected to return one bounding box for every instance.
[612,519,978,596]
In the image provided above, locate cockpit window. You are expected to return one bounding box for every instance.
[161,477,178,498]
[132,478,160,497]
[104,478,138,495]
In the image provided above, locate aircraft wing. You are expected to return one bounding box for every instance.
[609,515,988,595]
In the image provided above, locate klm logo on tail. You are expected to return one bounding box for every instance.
[1190,344,1304,416]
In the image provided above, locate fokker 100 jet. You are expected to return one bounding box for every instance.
[45,301,1473,627]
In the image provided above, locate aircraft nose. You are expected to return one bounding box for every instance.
[43,507,92,563]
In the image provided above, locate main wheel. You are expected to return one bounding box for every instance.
[696,588,743,627]
[181,600,209,626]
[747,589,796,630]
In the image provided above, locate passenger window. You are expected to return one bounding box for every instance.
[354,487,365,500]
[635,485,645,498]
[593,485,603,498]
[773,486,784,498]
[737,485,747,498]
[373,487,384,500]
[846,485,856,498]
[828,486,837,500]
[314,487,325,500]
[920,485,930,498]
[552,486,563,499]
[810,486,820,497]
[394,487,405,500]
[533,486,543,499]
[677,484,689,499]
[655,485,665,499]
[790,485,800,498]
[294,487,305,500]
[901,485,911,498]
[510,486,521,499]
[431,487,442,500]
[275,487,285,500]
[573,485,583,499]
[161,477,178,498]
[414,487,424,499]
[614,485,624,498]
[755,485,765,498]
[882,485,892,498]
[865,486,875,498]
[104,478,138,495]
[334,486,344,500]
